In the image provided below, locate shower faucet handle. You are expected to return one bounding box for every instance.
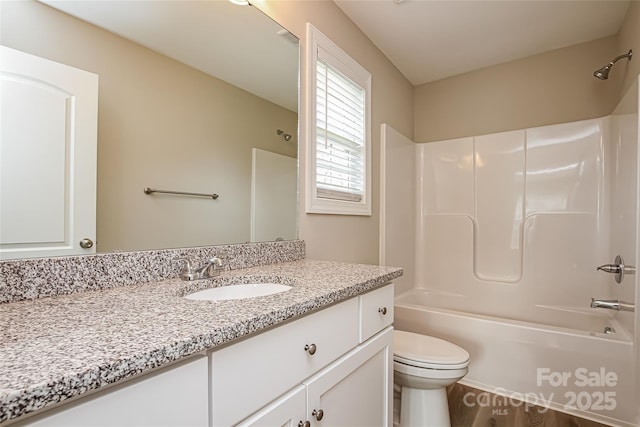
[597,255,635,284]
[597,264,621,274]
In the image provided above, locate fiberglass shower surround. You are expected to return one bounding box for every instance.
[415,115,637,331]
[402,111,638,424]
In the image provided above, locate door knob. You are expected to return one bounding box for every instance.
[79,238,94,249]
[304,343,317,355]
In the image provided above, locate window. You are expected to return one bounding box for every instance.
[305,24,371,215]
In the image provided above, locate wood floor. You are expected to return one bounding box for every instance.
[447,383,611,427]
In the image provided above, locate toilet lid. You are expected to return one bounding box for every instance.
[394,330,470,369]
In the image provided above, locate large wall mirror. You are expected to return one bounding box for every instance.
[0,0,299,258]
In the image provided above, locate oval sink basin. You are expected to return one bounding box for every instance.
[184,283,292,301]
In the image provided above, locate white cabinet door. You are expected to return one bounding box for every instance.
[236,385,307,427]
[17,356,209,427]
[211,298,359,426]
[305,327,393,427]
[0,46,98,260]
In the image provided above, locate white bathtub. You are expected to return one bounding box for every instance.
[394,289,636,427]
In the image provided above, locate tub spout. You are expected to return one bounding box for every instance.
[590,298,635,312]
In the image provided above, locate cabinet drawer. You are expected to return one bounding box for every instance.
[211,297,359,426]
[359,283,394,342]
[18,356,209,427]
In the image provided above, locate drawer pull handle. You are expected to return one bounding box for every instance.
[298,421,310,427]
[312,409,324,421]
[304,343,317,355]
[378,307,388,315]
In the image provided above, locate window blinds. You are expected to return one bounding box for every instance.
[315,58,366,202]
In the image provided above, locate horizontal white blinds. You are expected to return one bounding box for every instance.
[315,58,366,202]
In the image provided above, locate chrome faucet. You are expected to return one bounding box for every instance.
[590,298,635,312]
[176,255,224,281]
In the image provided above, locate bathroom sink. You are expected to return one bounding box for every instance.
[183,283,292,301]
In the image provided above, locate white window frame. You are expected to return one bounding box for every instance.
[304,23,372,216]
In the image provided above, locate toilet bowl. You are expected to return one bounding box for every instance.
[393,330,470,427]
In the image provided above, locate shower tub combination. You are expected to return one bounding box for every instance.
[395,289,634,425]
[386,80,639,426]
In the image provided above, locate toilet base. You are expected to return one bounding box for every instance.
[399,386,450,427]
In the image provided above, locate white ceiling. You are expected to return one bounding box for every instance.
[334,0,631,85]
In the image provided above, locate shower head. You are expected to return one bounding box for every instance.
[277,129,292,142]
[593,49,632,80]
[593,64,612,80]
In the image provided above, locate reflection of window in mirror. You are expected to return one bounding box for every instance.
[305,23,371,216]
[0,0,300,258]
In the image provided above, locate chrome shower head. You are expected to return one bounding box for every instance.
[593,64,612,80]
[276,129,292,141]
[593,49,632,80]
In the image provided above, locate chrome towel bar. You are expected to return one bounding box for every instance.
[143,187,219,200]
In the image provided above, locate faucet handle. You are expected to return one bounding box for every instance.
[211,251,228,266]
[597,255,635,284]
[597,264,621,274]
[175,257,197,280]
[209,255,224,269]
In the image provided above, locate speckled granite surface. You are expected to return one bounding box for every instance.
[0,240,305,303]
[0,259,402,423]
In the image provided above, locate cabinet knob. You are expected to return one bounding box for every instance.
[298,421,310,427]
[378,307,387,315]
[79,238,94,249]
[304,343,317,355]
[312,409,324,421]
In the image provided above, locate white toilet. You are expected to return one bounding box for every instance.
[393,330,470,427]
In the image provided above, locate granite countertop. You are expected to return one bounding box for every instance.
[0,259,402,423]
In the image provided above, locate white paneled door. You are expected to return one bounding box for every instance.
[0,46,98,260]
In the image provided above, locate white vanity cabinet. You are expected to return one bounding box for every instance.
[10,284,394,427]
[222,284,394,427]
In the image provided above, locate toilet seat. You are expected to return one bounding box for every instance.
[394,330,470,370]
[393,330,471,427]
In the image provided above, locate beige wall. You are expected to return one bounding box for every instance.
[1,1,297,253]
[616,1,640,102]
[414,36,622,142]
[257,1,637,264]
[414,2,640,144]
[257,0,415,265]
